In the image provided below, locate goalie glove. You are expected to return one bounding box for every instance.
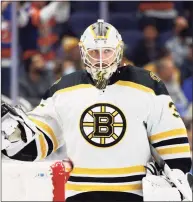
[143,162,192,201]
[1,103,39,153]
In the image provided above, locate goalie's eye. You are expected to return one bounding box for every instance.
[104,49,112,53]
[87,48,115,60]
[103,49,114,57]
[91,50,99,55]
[87,49,99,58]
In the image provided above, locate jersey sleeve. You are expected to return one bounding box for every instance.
[146,80,191,173]
[29,92,64,159]
[6,87,65,161]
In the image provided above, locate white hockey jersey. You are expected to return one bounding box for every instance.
[6,66,192,201]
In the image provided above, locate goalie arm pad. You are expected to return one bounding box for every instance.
[2,101,64,161]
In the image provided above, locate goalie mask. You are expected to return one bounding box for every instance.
[79,19,124,89]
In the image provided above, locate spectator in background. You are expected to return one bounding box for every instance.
[53,59,80,81]
[156,59,188,116]
[1,1,10,12]
[61,36,82,70]
[62,59,77,76]
[174,16,189,36]
[165,16,189,67]
[183,2,193,38]
[18,1,70,67]
[53,60,63,81]
[144,47,181,84]
[19,53,53,107]
[132,22,161,67]
[180,44,193,83]
[138,1,177,32]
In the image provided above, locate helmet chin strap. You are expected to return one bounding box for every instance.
[86,63,117,89]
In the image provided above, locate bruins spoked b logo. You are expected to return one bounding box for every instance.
[80,103,126,147]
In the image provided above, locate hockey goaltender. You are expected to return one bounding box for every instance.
[2,19,193,202]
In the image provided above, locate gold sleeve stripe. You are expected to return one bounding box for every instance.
[66,183,142,192]
[55,84,93,95]
[29,117,58,152]
[116,80,155,94]
[157,145,190,155]
[38,133,48,159]
[150,128,187,142]
[71,165,145,175]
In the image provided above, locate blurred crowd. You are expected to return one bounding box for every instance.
[1,1,192,158]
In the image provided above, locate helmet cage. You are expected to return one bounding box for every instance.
[79,41,123,73]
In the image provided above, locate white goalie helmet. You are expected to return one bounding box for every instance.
[79,19,124,89]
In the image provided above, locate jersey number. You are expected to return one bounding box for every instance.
[169,102,180,118]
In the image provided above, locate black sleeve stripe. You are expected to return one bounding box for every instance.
[42,133,53,156]
[68,174,145,183]
[152,137,189,148]
[5,140,38,161]
[37,128,53,157]
[165,158,192,174]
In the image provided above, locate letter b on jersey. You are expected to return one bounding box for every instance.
[93,113,113,138]
[80,103,126,147]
